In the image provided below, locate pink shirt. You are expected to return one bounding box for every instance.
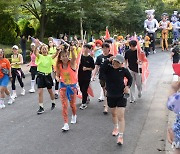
[30,53,37,66]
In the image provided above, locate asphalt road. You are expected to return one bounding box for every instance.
[0,50,173,154]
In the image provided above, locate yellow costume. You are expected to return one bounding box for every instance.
[159,13,172,51]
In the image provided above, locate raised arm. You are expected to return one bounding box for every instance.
[34,47,40,58]
[70,46,76,70]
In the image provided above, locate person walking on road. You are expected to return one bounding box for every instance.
[20,35,27,64]
[56,45,77,131]
[35,44,58,114]
[92,43,113,114]
[101,54,132,145]
[0,48,14,108]
[78,44,95,110]
[11,45,25,99]
[28,43,37,93]
[125,40,142,103]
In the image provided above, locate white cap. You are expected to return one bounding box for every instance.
[12,45,19,50]
[113,54,125,63]
[145,9,155,15]
[31,43,36,46]
[174,11,178,16]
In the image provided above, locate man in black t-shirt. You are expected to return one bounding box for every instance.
[125,40,142,103]
[78,44,95,110]
[92,43,113,114]
[101,54,132,145]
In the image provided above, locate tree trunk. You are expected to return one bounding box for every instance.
[80,17,83,41]
[39,0,46,41]
[39,18,45,41]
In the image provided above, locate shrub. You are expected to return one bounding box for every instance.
[0,13,17,45]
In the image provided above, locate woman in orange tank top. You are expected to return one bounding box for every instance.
[56,45,77,131]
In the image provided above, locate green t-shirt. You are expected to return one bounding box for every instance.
[36,54,53,73]
[49,47,56,55]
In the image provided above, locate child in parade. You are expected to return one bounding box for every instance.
[11,45,25,99]
[144,36,151,57]
[92,43,113,114]
[35,45,58,114]
[0,48,14,108]
[101,54,132,145]
[78,44,95,110]
[28,43,37,93]
[56,45,77,131]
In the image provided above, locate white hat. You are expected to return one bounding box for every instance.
[31,43,36,46]
[113,54,125,63]
[12,45,19,50]
[173,11,178,16]
[145,9,155,15]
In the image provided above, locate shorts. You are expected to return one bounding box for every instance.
[37,73,53,89]
[99,79,106,88]
[107,96,127,108]
[0,75,10,87]
[29,66,37,74]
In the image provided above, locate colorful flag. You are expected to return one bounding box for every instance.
[105,27,110,40]
[135,37,149,83]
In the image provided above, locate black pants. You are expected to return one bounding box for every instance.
[148,33,155,51]
[55,78,59,90]
[29,66,37,80]
[78,80,90,104]
[11,68,24,90]
[144,47,150,57]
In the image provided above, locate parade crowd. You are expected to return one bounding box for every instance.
[0,9,179,150]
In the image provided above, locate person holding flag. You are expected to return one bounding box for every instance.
[125,40,145,103]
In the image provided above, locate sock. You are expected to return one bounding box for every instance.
[55,90,58,94]
[119,133,123,137]
[52,99,55,104]
[1,98,5,105]
[39,103,43,108]
[114,124,118,129]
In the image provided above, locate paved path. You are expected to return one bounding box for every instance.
[0,50,174,154]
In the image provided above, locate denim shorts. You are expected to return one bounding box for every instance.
[0,75,10,87]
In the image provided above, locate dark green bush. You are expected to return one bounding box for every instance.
[0,13,17,45]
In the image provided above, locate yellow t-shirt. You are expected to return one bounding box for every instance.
[144,41,151,48]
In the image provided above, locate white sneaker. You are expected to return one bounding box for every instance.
[1,103,5,109]
[0,103,3,109]
[8,97,15,105]
[21,88,25,95]
[153,50,156,54]
[29,88,35,93]
[62,123,69,131]
[79,104,87,110]
[71,115,77,124]
[12,93,17,99]
[138,90,142,98]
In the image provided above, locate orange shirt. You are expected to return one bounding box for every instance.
[59,62,77,85]
[0,58,11,78]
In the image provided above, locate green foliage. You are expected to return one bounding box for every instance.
[0,0,179,41]
[0,13,17,45]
